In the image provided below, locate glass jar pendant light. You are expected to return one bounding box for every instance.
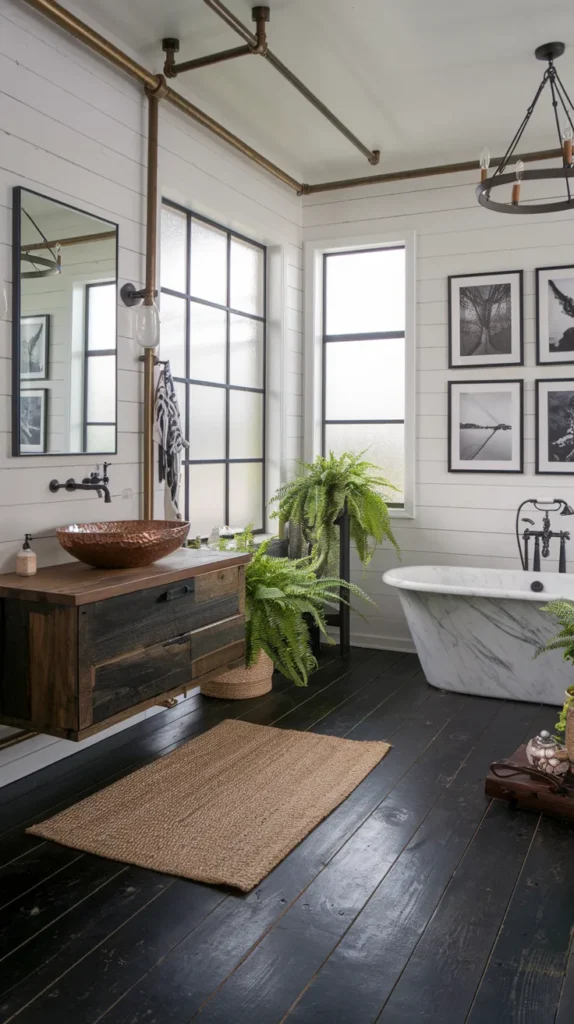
[476,42,574,214]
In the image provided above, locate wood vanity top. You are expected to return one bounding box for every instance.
[0,548,251,605]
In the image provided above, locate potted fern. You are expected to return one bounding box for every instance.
[201,527,371,699]
[271,450,399,575]
[537,599,574,757]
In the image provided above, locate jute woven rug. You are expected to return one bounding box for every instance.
[28,719,391,892]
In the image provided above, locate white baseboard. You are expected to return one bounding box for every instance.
[350,632,417,654]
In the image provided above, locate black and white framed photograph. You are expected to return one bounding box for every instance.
[536,265,574,364]
[20,314,50,380]
[448,380,523,473]
[536,379,574,473]
[448,271,523,368]
[20,389,47,454]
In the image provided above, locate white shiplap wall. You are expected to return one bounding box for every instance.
[0,0,303,785]
[303,169,574,650]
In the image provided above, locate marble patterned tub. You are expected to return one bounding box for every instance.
[383,565,574,706]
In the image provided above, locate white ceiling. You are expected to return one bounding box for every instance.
[71,0,574,183]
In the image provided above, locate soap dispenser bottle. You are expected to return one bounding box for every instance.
[16,534,37,576]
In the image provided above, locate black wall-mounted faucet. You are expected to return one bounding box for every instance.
[516,497,574,573]
[49,463,112,503]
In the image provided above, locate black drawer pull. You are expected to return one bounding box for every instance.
[163,634,190,648]
[164,584,193,602]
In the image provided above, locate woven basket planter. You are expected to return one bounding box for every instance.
[200,650,274,701]
[566,703,574,762]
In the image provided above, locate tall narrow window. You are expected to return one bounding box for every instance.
[322,246,406,507]
[160,201,266,536]
[83,281,117,453]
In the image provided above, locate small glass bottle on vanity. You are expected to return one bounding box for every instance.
[16,534,37,576]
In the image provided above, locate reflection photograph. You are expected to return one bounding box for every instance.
[20,389,47,453]
[20,314,49,380]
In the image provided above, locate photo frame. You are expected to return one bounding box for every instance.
[536,265,574,364]
[448,380,523,473]
[20,388,48,454]
[536,378,574,473]
[448,271,523,368]
[20,314,50,380]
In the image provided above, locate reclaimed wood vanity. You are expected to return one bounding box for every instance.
[0,549,250,741]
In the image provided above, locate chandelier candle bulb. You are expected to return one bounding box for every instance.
[512,159,524,204]
[479,146,490,182]
[563,121,573,164]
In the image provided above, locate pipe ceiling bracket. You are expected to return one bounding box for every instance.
[369,149,381,166]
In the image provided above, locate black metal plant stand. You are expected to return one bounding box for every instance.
[325,502,351,657]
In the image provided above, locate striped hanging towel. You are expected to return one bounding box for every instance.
[154,361,189,518]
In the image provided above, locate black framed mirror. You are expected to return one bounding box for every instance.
[12,187,119,456]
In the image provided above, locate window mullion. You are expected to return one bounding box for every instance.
[225,231,231,527]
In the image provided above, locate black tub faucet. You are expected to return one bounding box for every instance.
[515,497,574,573]
[49,463,112,503]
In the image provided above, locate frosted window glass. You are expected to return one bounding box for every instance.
[188,464,226,537]
[229,391,263,459]
[230,238,264,316]
[160,293,186,379]
[325,248,405,335]
[190,302,226,384]
[87,283,116,351]
[230,315,264,389]
[86,355,115,422]
[189,385,226,460]
[190,220,227,305]
[229,462,263,530]
[86,424,116,452]
[161,206,187,293]
[325,422,404,503]
[325,338,405,420]
[174,380,187,438]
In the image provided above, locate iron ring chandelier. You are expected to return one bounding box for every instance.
[477,42,574,215]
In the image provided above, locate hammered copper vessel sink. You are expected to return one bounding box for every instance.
[56,520,190,569]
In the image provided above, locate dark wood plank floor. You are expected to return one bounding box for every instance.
[0,648,573,1024]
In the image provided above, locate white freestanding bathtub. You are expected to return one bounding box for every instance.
[383,565,574,706]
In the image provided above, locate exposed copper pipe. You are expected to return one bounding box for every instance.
[21,0,302,194]
[202,0,380,165]
[0,730,37,750]
[142,81,164,521]
[20,0,565,201]
[203,0,258,46]
[301,147,564,194]
[165,44,252,76]
[22,230,116,252]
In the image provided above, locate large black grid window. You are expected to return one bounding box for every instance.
[322,245,406,507]
[83,281,117,453]
[160,200,266,535]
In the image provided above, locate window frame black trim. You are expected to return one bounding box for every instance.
[161,198,267,532]
[321,246,406,510]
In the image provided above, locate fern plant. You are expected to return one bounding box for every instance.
[536,600,574,735]
[271,450,399,575]
[220,527,373,687]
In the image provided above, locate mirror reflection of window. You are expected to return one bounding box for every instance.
[14,187,118,456]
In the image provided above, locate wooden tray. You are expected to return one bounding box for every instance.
[486,744,574,822]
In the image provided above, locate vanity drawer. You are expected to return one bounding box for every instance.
[79,565,242,663]
[91,614,245,725]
